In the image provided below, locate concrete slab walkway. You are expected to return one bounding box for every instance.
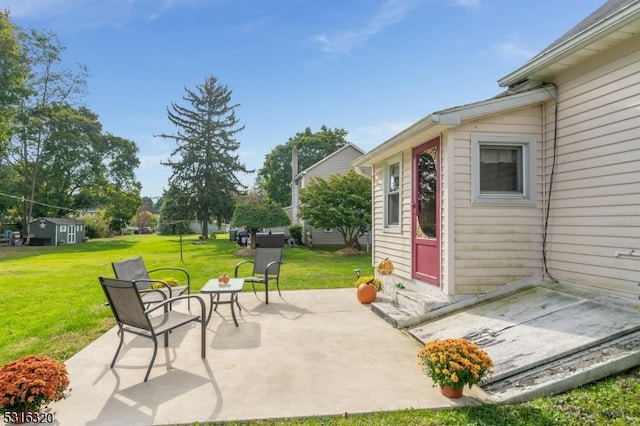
[43,289,485,426]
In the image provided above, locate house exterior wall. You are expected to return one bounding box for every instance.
[370,105,546,297]
[451,106,545,294]
[544,33,640,296]
[302,145,363,182]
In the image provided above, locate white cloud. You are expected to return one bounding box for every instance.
[492,38,535,62]
[313,0,419,54]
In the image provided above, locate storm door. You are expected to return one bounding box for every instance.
[412,138,440,285]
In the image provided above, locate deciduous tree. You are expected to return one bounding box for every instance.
[8,27,89,229]
[299,170,371,249]
[231,199,290,249]
[258,126,349,206]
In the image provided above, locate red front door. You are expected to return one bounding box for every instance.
[412,138,440,285]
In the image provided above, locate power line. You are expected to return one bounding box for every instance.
[0,191,78,213]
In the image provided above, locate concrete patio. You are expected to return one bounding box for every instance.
[34,283,640,425]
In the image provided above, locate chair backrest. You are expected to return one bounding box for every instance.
[254,247,282,275]
[99,277,151,331]
[112,256,151,291]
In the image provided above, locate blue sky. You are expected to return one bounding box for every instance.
[3,0,605,199]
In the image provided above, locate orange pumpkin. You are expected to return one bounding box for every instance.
[357,283,377,304]
[377,258,394,275]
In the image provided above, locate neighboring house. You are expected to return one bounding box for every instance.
[353,0,640,301]
[27,218,86,246]
[290,143,369,247]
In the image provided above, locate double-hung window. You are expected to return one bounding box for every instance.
[471,135,535,205]
[385,155,401,228]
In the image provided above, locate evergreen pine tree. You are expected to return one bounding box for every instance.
[157,76,252,237]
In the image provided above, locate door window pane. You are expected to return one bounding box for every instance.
[417,149,437,238]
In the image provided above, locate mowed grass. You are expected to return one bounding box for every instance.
[0,234,373,365]
[2,234,639,425]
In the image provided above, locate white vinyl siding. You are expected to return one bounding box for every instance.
[542,34,640,296]
[372,149,413,279]
[453,107,544,293]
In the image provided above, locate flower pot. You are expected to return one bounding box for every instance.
[357,283,377,304]
[440,385,463,399]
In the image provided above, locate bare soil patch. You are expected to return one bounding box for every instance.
[333,247,366,255]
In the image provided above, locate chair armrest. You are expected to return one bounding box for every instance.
[145,294,206,317]
[147,266,191,286]
[265,260,282,276]
[234,260,254,277]
[134,278,175,297]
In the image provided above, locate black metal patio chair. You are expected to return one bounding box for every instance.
[234,247,283,304]
[111,256,191,308]
[98,276,206,382]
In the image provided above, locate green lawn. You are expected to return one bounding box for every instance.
[1,234,638,425]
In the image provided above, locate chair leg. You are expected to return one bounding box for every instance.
[145,337,159,382]
[275,278,282,297]
[111,326,125,368]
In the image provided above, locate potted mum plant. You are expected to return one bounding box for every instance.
[0,355,70,422]
[417,337,493,398]
[354,275,382,304]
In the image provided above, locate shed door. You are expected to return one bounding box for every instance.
[67,225,76,244]
[412,138,440,285]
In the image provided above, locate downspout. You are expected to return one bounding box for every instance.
[542,83,559,282]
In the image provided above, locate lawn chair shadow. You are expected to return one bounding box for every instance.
[211,321,261,350]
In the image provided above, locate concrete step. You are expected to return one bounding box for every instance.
[371,289,450,329]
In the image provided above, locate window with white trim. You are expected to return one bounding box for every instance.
[471,135,535,205]
[384,155,401,227]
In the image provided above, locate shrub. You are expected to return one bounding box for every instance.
[288,224,303,244]
[0,355,70,414]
